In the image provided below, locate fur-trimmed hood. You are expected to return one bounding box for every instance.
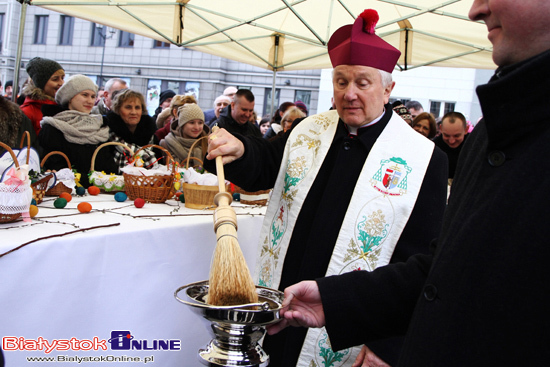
[22,78,55,102]
[0,98,25,148]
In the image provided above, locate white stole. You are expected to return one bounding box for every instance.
[254,110,434,366]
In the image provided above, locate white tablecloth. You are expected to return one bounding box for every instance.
[0,194,266,366]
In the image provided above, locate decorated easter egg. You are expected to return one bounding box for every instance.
[88,186,100,195]
[31,198,37,206]
[232,193,241,201]
[114,192,128,202]
[77,202,92,213]
[179,193,185,203]
[59,192,72,202]
[134,198,145,208]
[54,198,67,208]
[29,205,39,218]
[75,186,86,196]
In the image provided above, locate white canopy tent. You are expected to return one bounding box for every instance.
[14,0,495,106]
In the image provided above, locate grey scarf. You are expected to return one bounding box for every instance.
[41,110,110,145]
[160,132,205,163]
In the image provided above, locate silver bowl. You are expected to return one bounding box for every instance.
[175,280,284,366]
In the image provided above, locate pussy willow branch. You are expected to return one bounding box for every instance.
[0,223,120,259]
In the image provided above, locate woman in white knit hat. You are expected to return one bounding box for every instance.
[39,74,118,187]
[160,103,209,163]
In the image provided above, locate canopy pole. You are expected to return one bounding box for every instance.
[270,35,280,119]
[13,0,30,103]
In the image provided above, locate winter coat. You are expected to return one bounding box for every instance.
[20,80,57,136]
[211,105,262,138]
[39,105,118,187]
[318,49,550,367]
[104,111,159,170]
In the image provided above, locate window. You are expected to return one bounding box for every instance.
[153,40,170,49]
[90,23,106,47]
[430,101,441,118]
[389,97,410,105]
[34,15,49,44]
[118,31,134,47]
[443,102,456,115]
[294,90,311,112]
[145,79,200,116]
[430,100,456,118]
[263,88,281,117]
[0,14,4,51]
[59,15,74,45]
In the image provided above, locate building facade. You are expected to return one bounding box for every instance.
[0,1,321,117]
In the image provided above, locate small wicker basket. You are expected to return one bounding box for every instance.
[233,185,271,206]
[90,142,134,193]
[16,131,52,204]
[179,137,229,210]
[41,151,73,196]
[0,142,23,223]
[123,144,175,203]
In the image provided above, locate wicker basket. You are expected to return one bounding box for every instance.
[179,138,229,210]
[41,151,73,196]
[0,142,23,223]
[90,142,134,193]
[16,131,52,204]
[233,185,271,206]
[123,144,175,203]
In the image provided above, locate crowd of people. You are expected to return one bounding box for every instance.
[0,56,310,188]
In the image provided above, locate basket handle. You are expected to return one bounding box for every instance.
[181,156,204,169]
[91,142,134,172]
[0,142,20,169]
[132,144,176,174]
[19,131,31,165]
[41,151,72,170]
[185,135,209,169]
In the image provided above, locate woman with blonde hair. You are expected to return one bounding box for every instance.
[269,106,306,141]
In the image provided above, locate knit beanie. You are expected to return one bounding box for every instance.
[392,103,412,123]
[26,57,64,90]
[178,103,204,128]
[55,74,98,106]
[294,100,308,115]
[159,89,176,106]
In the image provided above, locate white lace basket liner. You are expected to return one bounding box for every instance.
[0,142,32,221]
[0,181,32,214]
[89,142,134,192]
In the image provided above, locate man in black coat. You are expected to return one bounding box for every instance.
[432,111,469,179]
[268,1,550,366]
[211,89,262,138]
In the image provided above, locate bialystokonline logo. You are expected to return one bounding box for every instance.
[2,331,181,354]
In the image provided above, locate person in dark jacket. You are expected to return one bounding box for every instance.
[151,89,175,122]
[432,111,469,179]
[105,89,158,170]
[0,97,38,156]
[211,89,262,138]
[39,74,117,187]
[205,9,448,366]
[267,1,550,366]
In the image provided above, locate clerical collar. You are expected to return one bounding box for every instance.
[346,109,385,135]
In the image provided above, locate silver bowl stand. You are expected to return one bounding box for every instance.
[175,280,284,367]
